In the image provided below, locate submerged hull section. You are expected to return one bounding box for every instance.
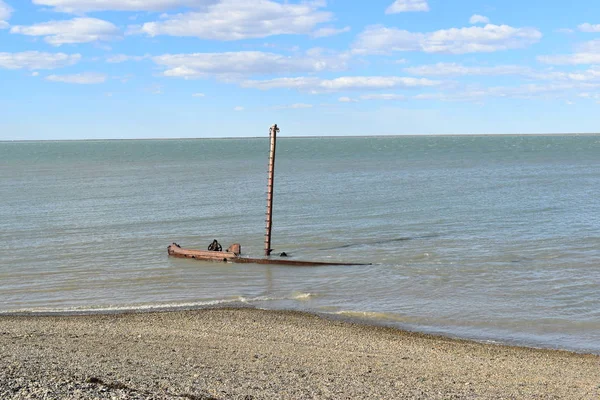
[167,243,368,266]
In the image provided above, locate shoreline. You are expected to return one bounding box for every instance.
[2,307,599,399]
[2,304,598,356]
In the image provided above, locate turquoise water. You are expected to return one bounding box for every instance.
[1,135,599,353]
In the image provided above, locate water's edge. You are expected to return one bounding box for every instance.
[2,304,598,357]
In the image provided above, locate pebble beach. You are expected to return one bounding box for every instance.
[1,308,599,399]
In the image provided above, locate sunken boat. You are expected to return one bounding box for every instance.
[167,124,368,267]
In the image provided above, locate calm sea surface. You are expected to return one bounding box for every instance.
[1,135,599,353]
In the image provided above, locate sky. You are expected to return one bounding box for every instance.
[1,0,600,140]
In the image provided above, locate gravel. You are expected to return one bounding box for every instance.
[1,308,599,399]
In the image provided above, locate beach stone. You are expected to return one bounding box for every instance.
[0,309,599,399]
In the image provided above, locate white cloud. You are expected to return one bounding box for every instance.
[0,51,81,70]
[578,92,600,103]
[32,0,216,13]
[338,96,357,102]
[46,72,107,84]
[578,23,600,33]
[11,18,120,46]
[502,83,592,98]
[556,28,574,34]
[470,15,490,24]
[288,103,312,109]
[415,82,600,102]
[353,24,542,55]
[107,54,149,63]
[153,51,348,79]
[385,0,429,14]
[404,63,532,77]
[311,26,350,38]
[538,54,600,65]
[405,62,600,83]
[0,0,9,19]
[132,0,332,40]
[234,106,244,111]
[538,39,600,65]
[531,68,600,82]
[242,76,441,92]
[576,39,600,52]
[192,92,205,97]
[0,0,12,28]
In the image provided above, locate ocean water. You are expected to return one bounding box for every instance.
[1,135,599,354]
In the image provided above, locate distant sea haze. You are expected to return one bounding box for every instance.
[1,135,599,354]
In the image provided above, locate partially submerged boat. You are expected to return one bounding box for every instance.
[167,242,368,267]
[167,242,240,262]
[167,124,367,267]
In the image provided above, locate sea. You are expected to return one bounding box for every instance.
[1,135,599,354]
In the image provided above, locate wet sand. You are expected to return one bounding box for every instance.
[1,308,599,399]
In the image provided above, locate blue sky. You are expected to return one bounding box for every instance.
[1,0,600,140]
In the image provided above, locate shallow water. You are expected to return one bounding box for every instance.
[1,135,599,353]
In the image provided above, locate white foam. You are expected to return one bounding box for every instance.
[331,310,407,322]
[2,292,317,315]
[292,292,313,300]
[3,296,269,315]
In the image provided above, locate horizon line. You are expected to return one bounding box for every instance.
[2,132,600,143]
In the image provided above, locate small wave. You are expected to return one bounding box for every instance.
[1,296,276,315]
[237,295,278,303]
[410,252,432,260]
[332,310,407,323]
[1,293,317,315]
[292,292,314,300]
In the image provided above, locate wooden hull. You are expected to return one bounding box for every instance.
[167,244,239,262]
[167,243,369,266]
